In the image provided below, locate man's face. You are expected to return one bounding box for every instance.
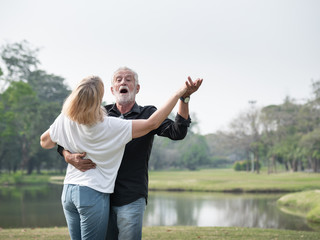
[111,70,140,105]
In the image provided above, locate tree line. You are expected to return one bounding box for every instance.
[152,76,320,173]
[0,41,319,174]
[205,84,320,173]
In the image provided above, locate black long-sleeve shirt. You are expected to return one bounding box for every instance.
[59,102,191,206]
[106,103,190,206]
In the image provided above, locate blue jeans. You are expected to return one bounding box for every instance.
[106,197,146,240]
[61,184,110,240]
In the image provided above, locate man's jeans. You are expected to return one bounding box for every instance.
[106,197,146,240]
[62,184,110,240]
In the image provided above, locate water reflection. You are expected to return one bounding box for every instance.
[0,184,66,228]
[144,191,314,231]
[0,185,316,231]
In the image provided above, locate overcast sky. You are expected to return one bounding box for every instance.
[1,0,320,134]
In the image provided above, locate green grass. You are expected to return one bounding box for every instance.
[278,190,320,223]
[148,169,320,193]
[0,226,319,240]
[3,169,320,193]
[0,171,51,185]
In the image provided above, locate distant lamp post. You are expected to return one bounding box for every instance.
[248,100,257,173]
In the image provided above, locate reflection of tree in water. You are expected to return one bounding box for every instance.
[144,192,202,226]
[220,198,270,227]
[219,197,312,231]
[0,184,65,228]
[144,192,313,231]
[144,193,178,226]
[174,194,202,225]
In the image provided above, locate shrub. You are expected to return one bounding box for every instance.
[233,160,261,171]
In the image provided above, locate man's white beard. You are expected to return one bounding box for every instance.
[114,90,136,105]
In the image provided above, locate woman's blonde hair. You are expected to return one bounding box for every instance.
[62,76,106,125]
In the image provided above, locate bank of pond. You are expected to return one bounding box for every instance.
[277,190,320,225]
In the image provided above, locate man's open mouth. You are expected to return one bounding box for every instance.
[119,86,129,94]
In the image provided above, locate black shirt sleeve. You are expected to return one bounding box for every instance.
[57,145,64,157]
[155,113,191,140]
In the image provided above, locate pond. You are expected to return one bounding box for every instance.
[0,184,316,231]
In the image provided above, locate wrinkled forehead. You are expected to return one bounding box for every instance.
[114,70,135,79]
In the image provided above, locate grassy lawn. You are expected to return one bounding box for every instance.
[0,172,51,185]
[0,226,320,240]
[143,226,320,240]
[148,169,320,192]
[2,169,319,193]
[278,190,320,223]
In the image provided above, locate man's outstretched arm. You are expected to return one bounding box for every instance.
[155,77,202,140]
[178,76,203,119]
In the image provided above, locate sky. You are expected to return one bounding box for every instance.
[1,0,320,135]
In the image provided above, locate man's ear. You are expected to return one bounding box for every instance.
[136,84,140,94]
[111,87,115,95]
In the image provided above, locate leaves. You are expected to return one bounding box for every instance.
[0,41,69,174]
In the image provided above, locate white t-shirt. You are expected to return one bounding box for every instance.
[49,113,132,193]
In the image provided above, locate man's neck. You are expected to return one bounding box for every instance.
[116,102,136,115]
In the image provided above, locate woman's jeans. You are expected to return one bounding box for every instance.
[106,197,146,240]
[61,184,110,240]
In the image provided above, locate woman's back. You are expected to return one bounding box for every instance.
[49,113,132,193]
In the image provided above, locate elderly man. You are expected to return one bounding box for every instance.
[58,67,202,240]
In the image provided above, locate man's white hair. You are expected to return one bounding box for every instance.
[112,67,139,86]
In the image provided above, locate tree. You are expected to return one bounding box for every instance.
[260,97,304,172]
[149,113,213,170]
[149,136,179,170]
[299,128,320,172]
[205,132,245,167]
[28,70,70,104]
[1,40,39,82]
[177,133,210,170]
[0,81,38,172]
[0,41,70,174]
[226,102,262,173]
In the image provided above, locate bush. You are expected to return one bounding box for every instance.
[13,172,24,184]
[233,160,261,171]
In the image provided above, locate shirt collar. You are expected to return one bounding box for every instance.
[109,102,141,116]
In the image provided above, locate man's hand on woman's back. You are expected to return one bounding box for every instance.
[63,150,96,172]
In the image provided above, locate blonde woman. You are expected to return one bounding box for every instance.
[40,75,202,240]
